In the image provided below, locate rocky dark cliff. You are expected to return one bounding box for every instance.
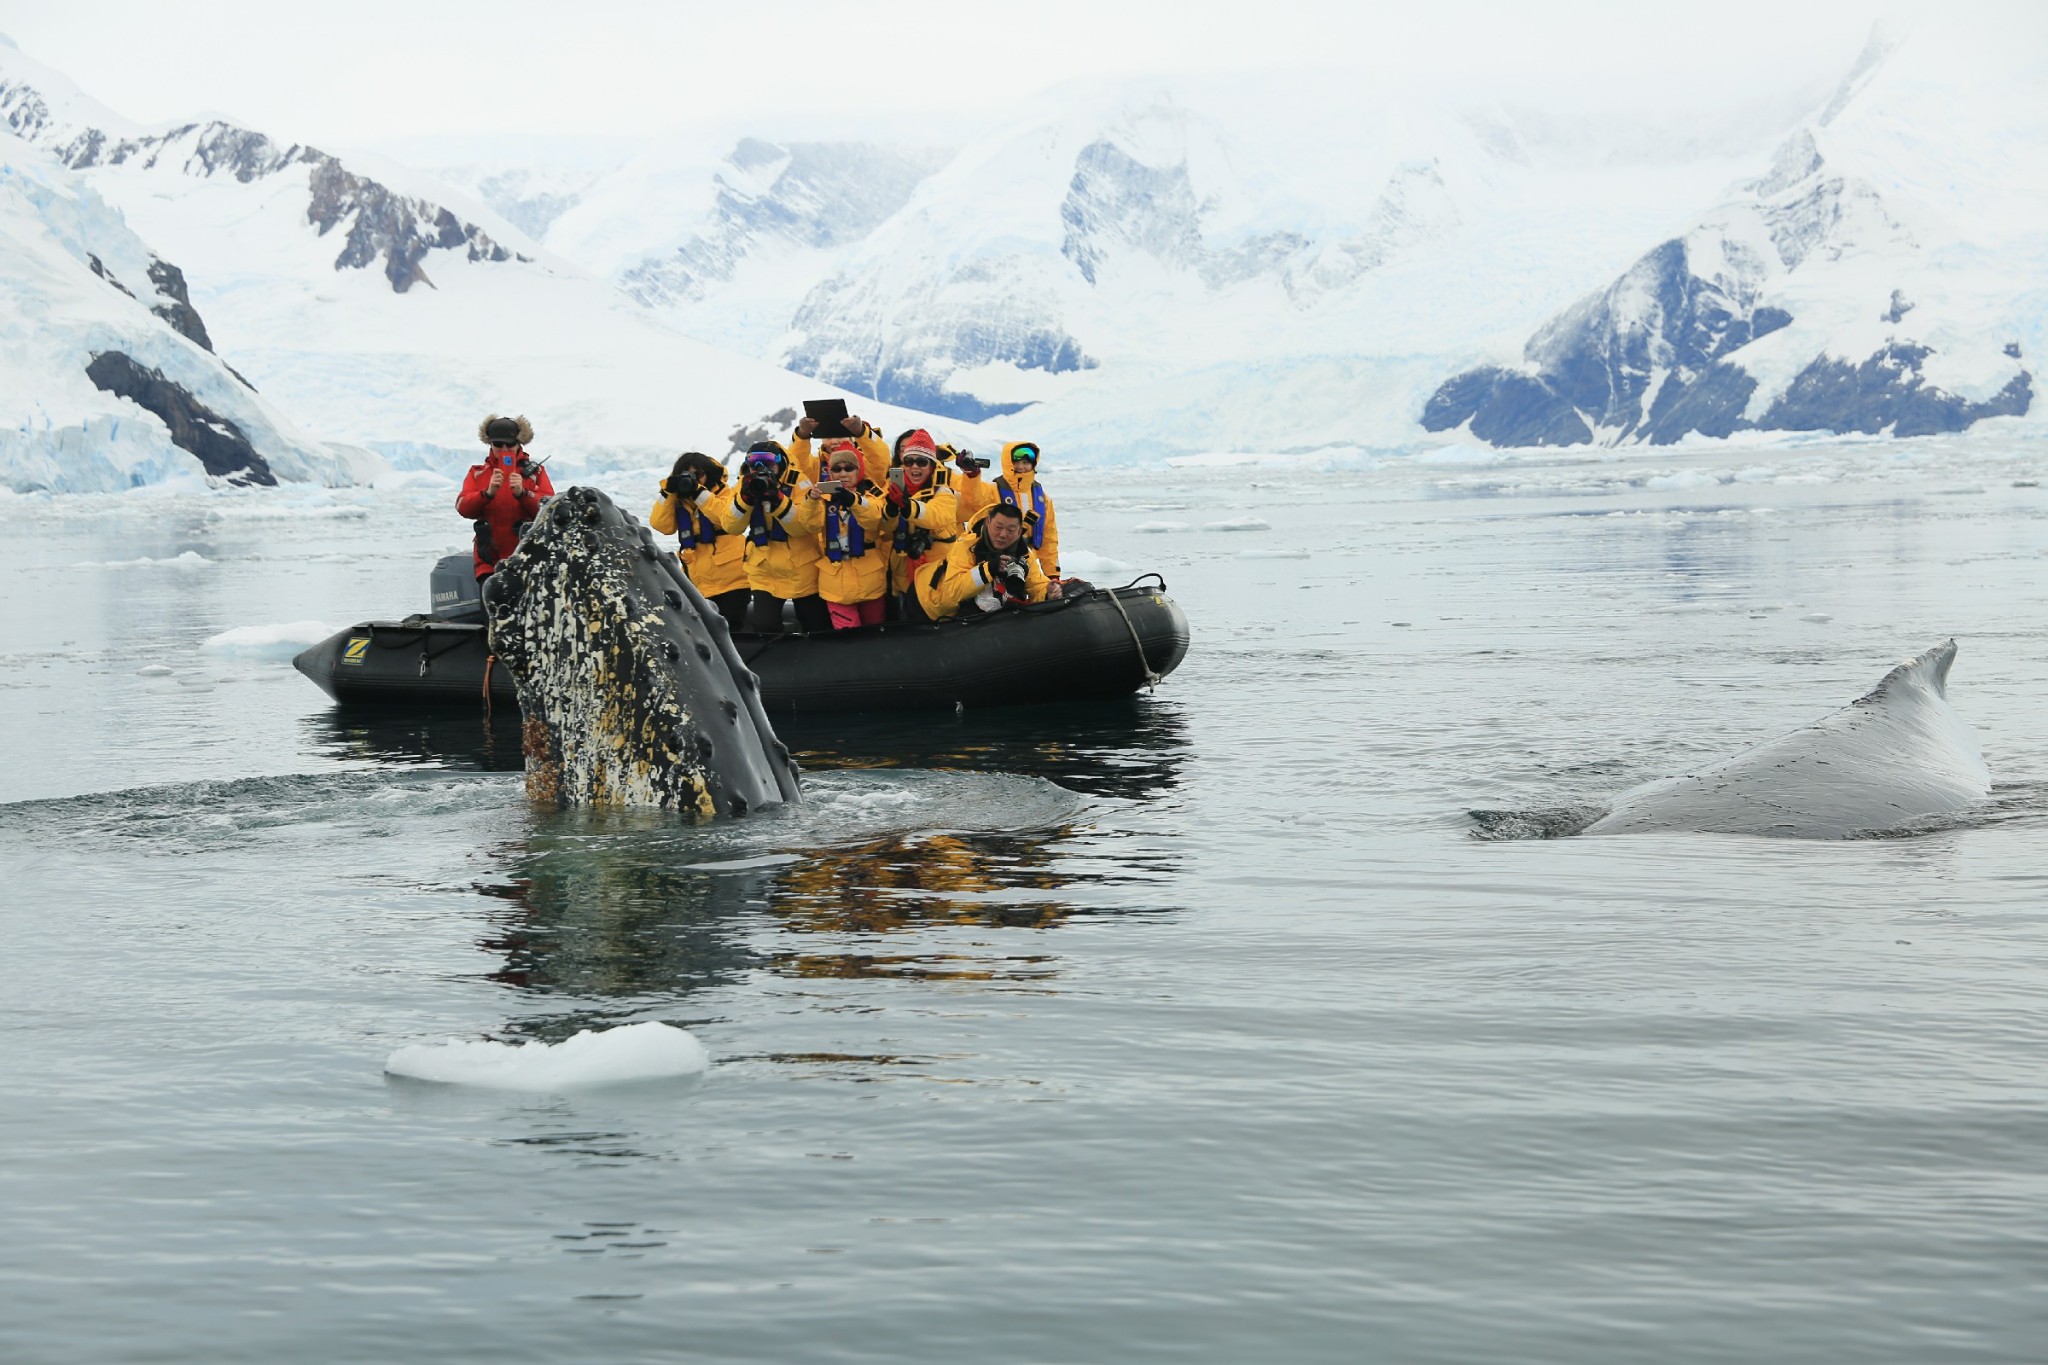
[84,351,274,484]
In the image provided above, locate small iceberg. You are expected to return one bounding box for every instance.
[384,1021,709,1091]
[1131,520,1188,533]
[1202,516,1271,532]
[1060,549,1132,577]
[201,620,336,656]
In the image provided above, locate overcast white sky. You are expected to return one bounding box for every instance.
[0,0,1908,154]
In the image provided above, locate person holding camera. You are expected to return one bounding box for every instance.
[884,429,959,621]
[456,414,555,580]
[992,440,1060,581]
[810,438,891,629]
[648,450,748,633]
[946,442,999,524]
[717,440,831,633]
[791,411,890,484]
[915,502,1059,620]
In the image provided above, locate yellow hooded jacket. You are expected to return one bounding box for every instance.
[884,465,960,594]
[914,519,1051,620]
[649,483,747,598]
[788,427,892,486]
[992,441,1058,579]
[718,466,826,599]
[813,480,891,605]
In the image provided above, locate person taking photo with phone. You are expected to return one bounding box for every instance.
[883,429,959,621]
[649,450,748,632]
[456,414,555,580]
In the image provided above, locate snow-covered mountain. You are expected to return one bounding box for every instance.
[0,135,363,492]
[0,38,925,492]
[1422,23,2042,448]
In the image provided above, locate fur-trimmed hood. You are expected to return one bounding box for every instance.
[478,414,535,446]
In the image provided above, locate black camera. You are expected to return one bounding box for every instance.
[743,473,775,504]
[665,472,700,501]
[952,447,991,471]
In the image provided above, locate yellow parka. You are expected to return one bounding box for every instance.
[813,481,891,606]
[914,522,1051,620]
[788,427,892,486]
[648,484,747,598]
[884,466,960,594]
[718,468,825,600]
[991,441,1059,579]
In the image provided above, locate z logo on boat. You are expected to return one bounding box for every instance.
[341,637,370,666]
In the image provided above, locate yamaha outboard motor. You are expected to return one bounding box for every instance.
[429,554,484,622]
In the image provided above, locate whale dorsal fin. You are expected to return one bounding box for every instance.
[1855,639,1957,706]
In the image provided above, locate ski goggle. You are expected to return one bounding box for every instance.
[744,453,780,471]
[1010,444,1039,463]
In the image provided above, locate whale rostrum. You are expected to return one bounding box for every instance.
[481,486,802,816]
[1583,640,1990,838]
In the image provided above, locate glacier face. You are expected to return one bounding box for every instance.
[0,143,355,492]
[1422,29,2041,449]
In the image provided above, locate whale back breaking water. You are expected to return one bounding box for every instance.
[1476,641,1992,840]
[482,486,802,817]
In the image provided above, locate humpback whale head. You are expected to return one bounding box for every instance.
[481,486,802,817]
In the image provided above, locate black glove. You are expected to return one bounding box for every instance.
[828,484,856,507]
[665,472,700,501]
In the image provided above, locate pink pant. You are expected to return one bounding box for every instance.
[827,598,886,630]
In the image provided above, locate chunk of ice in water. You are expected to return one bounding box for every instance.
[1132,521,1188,533]
[200,620,336,655]
[136,665,174,676]
[1202,516,1271,532]
[384,1021,709,1091]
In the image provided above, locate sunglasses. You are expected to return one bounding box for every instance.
[902,456,935,467]
[828,461,861,471]
[490,441,518,450]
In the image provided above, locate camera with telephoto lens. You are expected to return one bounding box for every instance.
[665,472,700,501]
[743,472,775,504]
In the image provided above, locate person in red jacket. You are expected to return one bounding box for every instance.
[457,414,555,579]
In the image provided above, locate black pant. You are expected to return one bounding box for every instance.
[896,589,931,623]
[743,591,832,634]
[707,587,751,634]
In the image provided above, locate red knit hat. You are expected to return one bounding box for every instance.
[898,429,938,460]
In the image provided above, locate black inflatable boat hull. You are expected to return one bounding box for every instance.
[294,586,1189,713]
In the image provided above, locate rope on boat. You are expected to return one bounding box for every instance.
[482,653,496,720]
[1104,588,1161,692]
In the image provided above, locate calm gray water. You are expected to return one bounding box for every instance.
[3,438,2046,1363]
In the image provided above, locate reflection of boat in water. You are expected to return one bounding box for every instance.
[307,695,1190,802]
[293,554,1191,714]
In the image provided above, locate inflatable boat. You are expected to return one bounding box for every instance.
[294,554,1190,714]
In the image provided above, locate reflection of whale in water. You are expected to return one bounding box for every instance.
[482,486,802,817]
[1582,641,1989,838]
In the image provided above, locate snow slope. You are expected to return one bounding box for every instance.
[0,39,928,486]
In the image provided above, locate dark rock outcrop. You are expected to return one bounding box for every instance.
[84,352,274,484]
[1761,344,2032,437]
[1420,368,1591,446]
[143,257,214,351]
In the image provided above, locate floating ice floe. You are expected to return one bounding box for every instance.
[1060,549,1132,577]
[135,664,174,676]
[1131,520,1188,533]
[1202,516,1271,532]
[200,620,336,655]
[384,1022,709,1091]
[75,550,212,570]
[1237,548,1310,559]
